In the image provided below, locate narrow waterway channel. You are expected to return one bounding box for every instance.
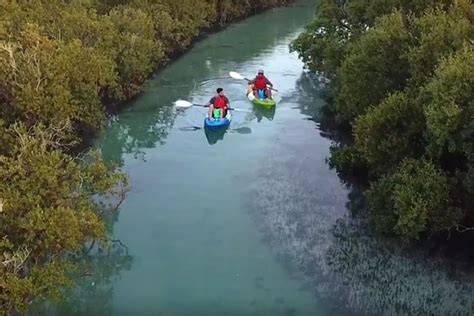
[39,1,474,315]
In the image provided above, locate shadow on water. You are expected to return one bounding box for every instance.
[232,126,252,135]
[250,71,474,315]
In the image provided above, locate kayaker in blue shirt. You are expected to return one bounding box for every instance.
[206,88,230,121]
[249,69,273,99]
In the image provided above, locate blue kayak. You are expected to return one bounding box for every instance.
[204,111,232,130]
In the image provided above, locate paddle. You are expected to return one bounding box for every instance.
[179,126,252,134]
[174,100,250,112]
[229,71,279,92]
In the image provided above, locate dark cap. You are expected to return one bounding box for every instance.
[216,88,223,93]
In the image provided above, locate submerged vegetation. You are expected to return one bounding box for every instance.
[291,0,474,241]
[0,0,292,314]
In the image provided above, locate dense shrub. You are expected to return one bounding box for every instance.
[0,0,293,313]
[292,0,474,240]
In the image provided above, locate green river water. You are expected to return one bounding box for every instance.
[38,1,474,315]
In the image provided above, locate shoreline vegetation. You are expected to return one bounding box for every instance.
[0,0,292,314]
[291,0,474,243]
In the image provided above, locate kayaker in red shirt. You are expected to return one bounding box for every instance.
[249,69,273,100]
[206,87,230,121]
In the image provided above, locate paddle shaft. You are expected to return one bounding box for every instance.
[190,104,240,111]
[244,78,279,92]
[175,100,249,112]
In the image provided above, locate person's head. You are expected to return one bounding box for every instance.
[216,87,224,96]
[257,69,264,76]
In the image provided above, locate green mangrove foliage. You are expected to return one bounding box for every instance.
[1,0,292,138]
[0,122,128,315]
[0,0,292,314]
[291,0,474,241]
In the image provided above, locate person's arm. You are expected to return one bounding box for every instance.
[206,97,215,107]
[248,76,256,84]
[265,77,273,87]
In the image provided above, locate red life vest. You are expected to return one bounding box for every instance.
[254,75,267,90]
[213,95,227,108]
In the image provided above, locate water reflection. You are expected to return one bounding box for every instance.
[178,121,252,145]
[45,1,344,315]
[253,105,276,122]
[98,96,177,166]
[205,125,253,144]
[95,1,315,165]
[248,70,474,315]
[293,71,326,121]
[33,241,133,316]
[204,127,228,145]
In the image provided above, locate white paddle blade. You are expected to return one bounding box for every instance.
[229,71,244,80]
[174,100,193,108]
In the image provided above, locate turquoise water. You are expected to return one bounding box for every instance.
[37,1,474,315]
[97,2,336,315]
[43,1,338,315]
